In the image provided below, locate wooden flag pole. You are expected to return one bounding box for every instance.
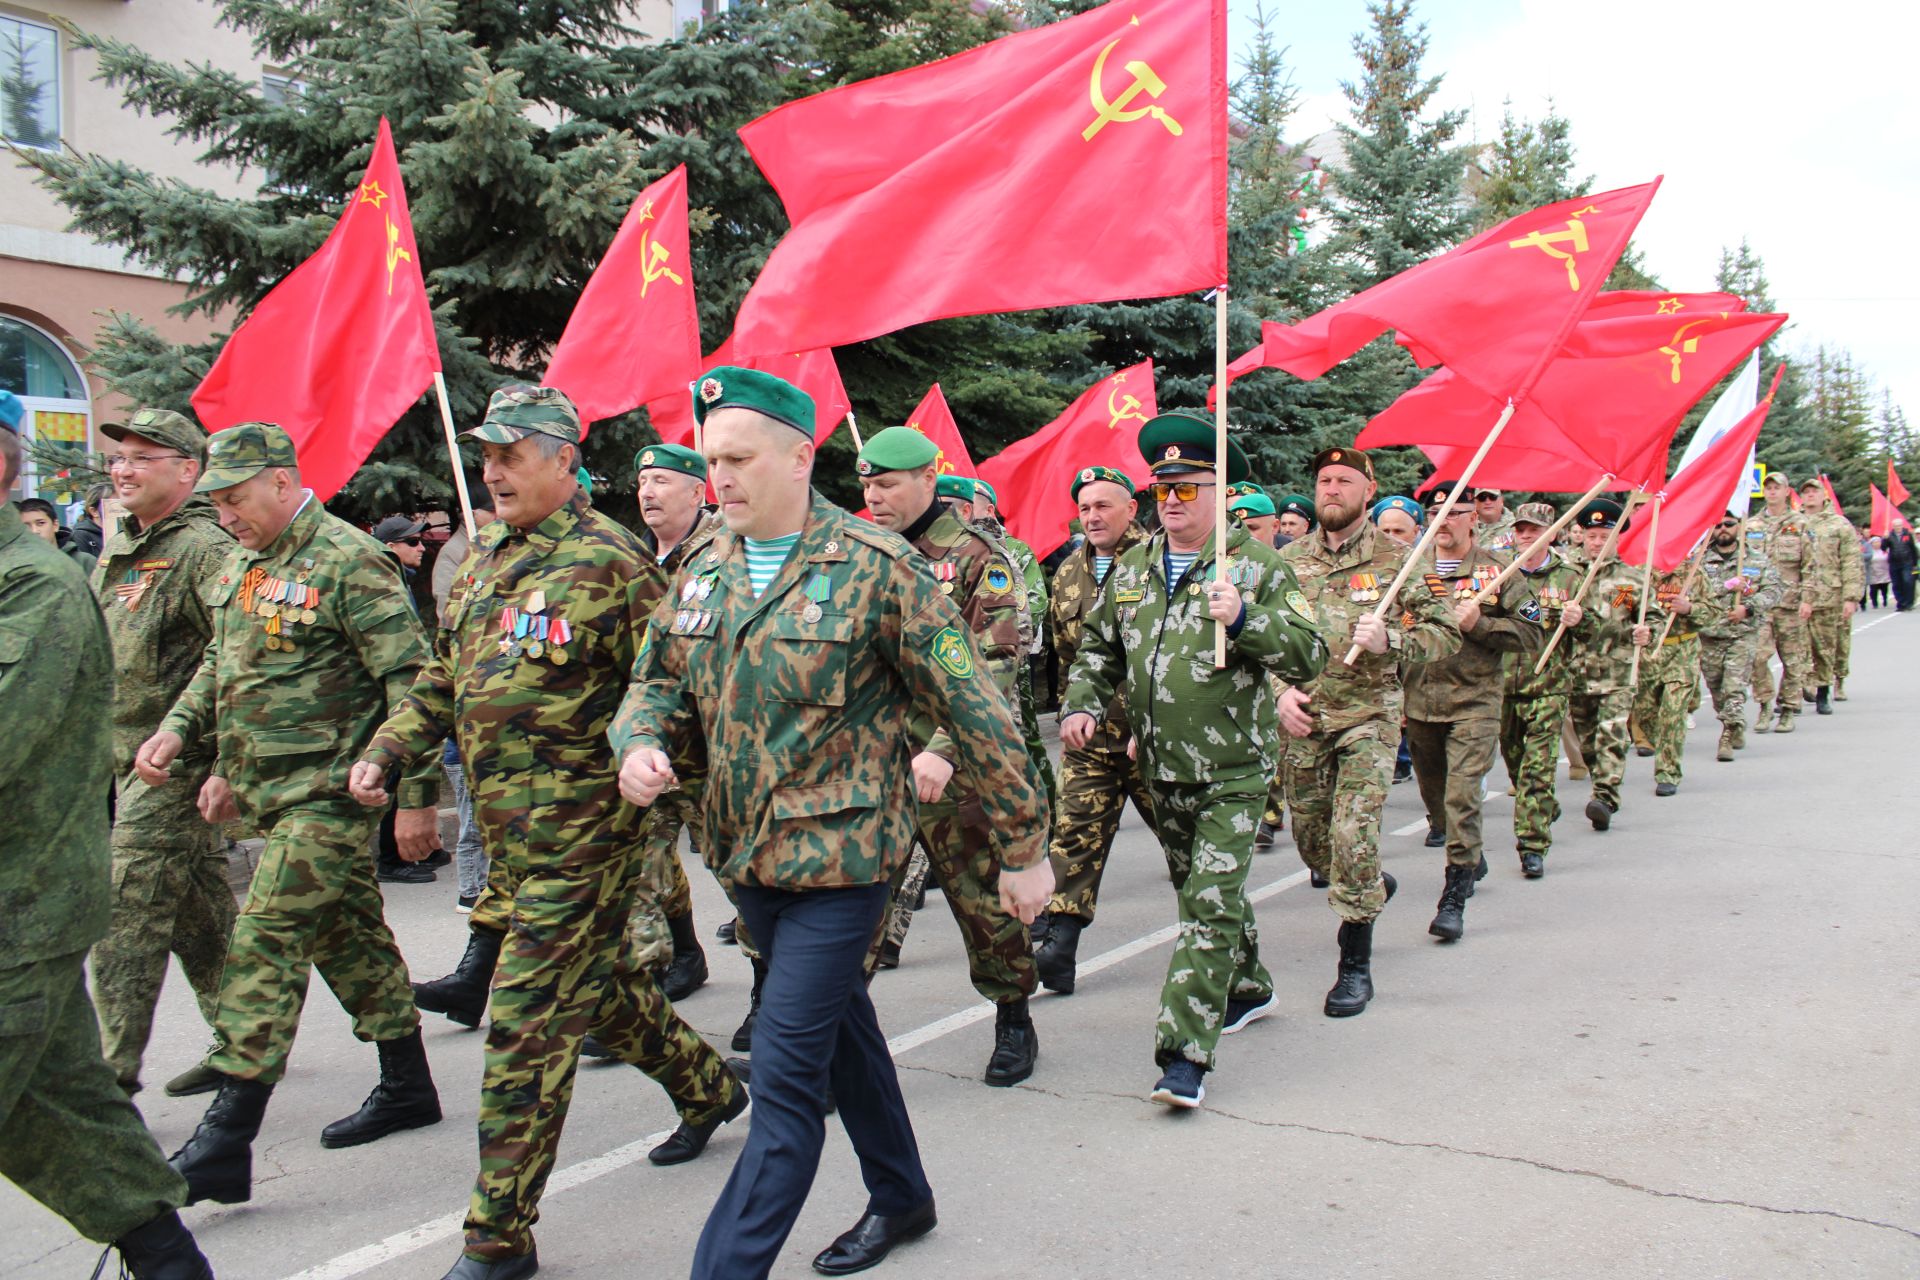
[1625,495,1663,690]
[845,409,865,452]
[1532,491,1646,674]
[1340,399,1518,666]
[1214,285,1230,668]
[1470,472,1613,606]
[432,372,477,541]
[1650,537,1710,649]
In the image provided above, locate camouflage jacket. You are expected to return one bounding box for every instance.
[1801,511,1865,608]
[1747,509,1810,611]
[1505,548,1590,700]
[0,505,116,963]
[907,501,1029,764]
[993,525,1048,656]
[1477,510,1518,555]
[1566,551,1643,693]
[1062,523,1327,783]
[160,495,438,823]
[1404,543,1541,722]
[609,491,1045,890]
[640,508,721,576]
[365,492,661,869]
[1694,541,1784,641]
[1050,523,1149,750]
[1278,520,1460,735]
[639,509,722,803]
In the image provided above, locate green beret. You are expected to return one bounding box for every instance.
[463,384,582,445]
[856,425,939,477]
[1138,410,1250,484]
[695,365,815,438]
[196,422,298,492]
[1276,494,1316,526]
[105,408,208,465]
[1229,492,1277,517]
[636,442,706,480]
[1071,465,1134,499]
[1310,445,1374,483]
[1575,498,1623,529]
[1226,481,1264,499]
[974,479,998,509]
[935,474,977,502]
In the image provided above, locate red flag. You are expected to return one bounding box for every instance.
[975,360,1157,559]
[1360,292,1785,491]
[1888,460,1909,507]
[1618,366,1784,572]
[544,167,700,435]
[646,343,851,449]
[904,383,975,478]
[729,0,1226,357]
[1869,482,1897,538]
[192,119,439,500]
[1820,474,1846,518]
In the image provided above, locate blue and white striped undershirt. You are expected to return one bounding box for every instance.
[1434,557,1463,577]
[743,533,801,597]
[1165,550,1199,584]
[1094,554,1114,583]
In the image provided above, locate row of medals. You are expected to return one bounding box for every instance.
[677,575,719,632]
[498,589,571,664]
[242,565,317,652]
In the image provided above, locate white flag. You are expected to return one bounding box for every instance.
[1672,354,1762,515]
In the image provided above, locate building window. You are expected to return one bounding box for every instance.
[0,315,93,503]
[672,0,731,30]
[0,15,59,149]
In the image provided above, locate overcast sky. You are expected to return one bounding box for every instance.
[1226,0,1916,425]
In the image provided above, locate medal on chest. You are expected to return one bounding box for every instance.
[115,558,171,612]
[249,562,320,649]
[1348,572,1380,603]
[499,589,574,663]
[672,573,720,634]
[934,560,958,595]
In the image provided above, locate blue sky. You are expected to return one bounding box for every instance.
[1224,0,1916,435]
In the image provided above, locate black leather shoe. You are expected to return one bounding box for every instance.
[1635,745,1655,757]
[1586,797,1613,831]
[1816,685,1833,715]
[715,918,738,945]
[580,1034,614,1060]
[1309,871,1330,888]
[1424,823,1445,848]
[983,999,1036,1086]
[378,861,437,884]
[1034,915,1082,995]
[1654,781,1678,797]
[648,1064,749,1166]
[661,947,709,1002]
[876,939,902,970]
[732,958,766,1052]
[1253,821,1278,850]
[1520,852,1544,878]
[414,931,501,1028]
[1324,920,1374,1017]
[106,1209,213,1280]
[169,1075,273,1206]
[439,1246,538,1279]
[1429,865,1473,942]
[320,1029,441,1148]
[812,1200,937,1275]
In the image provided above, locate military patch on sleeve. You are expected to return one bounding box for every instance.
[983,564,1013,595]
[1423,573,1449,599]
[635,623,653,666]
[932,626,975,679]
[1521,599,1542,622]
[1286,589,1316,623]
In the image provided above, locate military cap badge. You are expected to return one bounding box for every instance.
[641,449,656,466]
[857,459,875,477]
[700,377,723,404]
[1080,468,1096,484]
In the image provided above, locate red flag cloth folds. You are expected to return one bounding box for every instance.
[1869,482,1897,538]
[904,383,975,478]
[544,167,701,436]
[646,344,852,449]
[1820,474,1846,518]
[192,119,439,501]
[1238,181,1661,404]
[1618,365,1784,573]
[729,0,1226,357]
[975,360,1157,560]
[1888,461,1909,507]
[1361,292,1784,492]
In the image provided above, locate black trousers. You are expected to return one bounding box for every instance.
[692,882,931,1280]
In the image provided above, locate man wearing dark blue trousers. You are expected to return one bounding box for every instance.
[611,367,1052,1278]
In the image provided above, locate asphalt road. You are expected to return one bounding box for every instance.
[7,611,1917,1279]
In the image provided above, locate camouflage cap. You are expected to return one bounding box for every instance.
[1070,464,1134,499]
[1761,470,1793,489]
[104,407,208,465]
[856,425,939,477]
[1575,498,1624,528]
[1310,445,1374,482]
[694,365,815,438]
[1138,410,1251,483]
[1276,494,1316,526]
[195,422,299,492]
[934,474,978,501]
[1512,501,1557,528]
[636,442,706,480]
[1228,491,1277,517]
[463,384,582,445]
[0,389,22,432]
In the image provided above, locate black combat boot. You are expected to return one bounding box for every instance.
[169,1075,273,1205]
[983,998,1037,1087]
[1323,920,1375,1017]
[731,957,767,1053]
[320,1028,442,1148]
[1033,914,1083,995]
[1816,685,1833,715]
[105,1209,213,1280]
[412,930,501,1028]
[661,911,709,1002]
[1428,864,1474,942]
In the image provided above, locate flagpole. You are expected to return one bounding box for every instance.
[1341,399,1517,666]
[1470,473,1613,606]
[1649,536,1709,650]
[433,372,477,541]
[1626,495,1662,690]
[1533,491,1646,673]
[1214,285,1230,669]
[846,409,865,452]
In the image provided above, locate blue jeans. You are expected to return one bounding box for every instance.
[441,755,486,900]
[691,883,931,1280]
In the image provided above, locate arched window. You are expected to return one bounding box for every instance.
[0,314,93,503]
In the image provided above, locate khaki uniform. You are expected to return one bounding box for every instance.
[1695,540,1783,736]
[1748,509,1814,718]
[1567,553,1643,811]
[1500,551,1588,858]
[1801,510,1863,688]
[1629,569,1700,785]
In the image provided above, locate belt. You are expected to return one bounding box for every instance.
[1661,632,1695,646]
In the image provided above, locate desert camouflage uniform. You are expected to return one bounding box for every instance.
[1568,553,1642,811]
[157,494,437,1085]
[1801,510,1863,689]
[1063,524,1326,1069]
[1279,522,1459,919]
[1477,509,1518,555]
[1748,509,1813,720]
[1500,549,1588,859]
[89,497,238,1090]
[1629,568,1701,786]
[1696,540,1783,739]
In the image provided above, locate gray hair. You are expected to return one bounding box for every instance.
[527,434,576,466]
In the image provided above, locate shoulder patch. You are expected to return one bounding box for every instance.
[983,564,1014,595]
[1286,589,1316,624]
[1423,573,1449,599]
[931,626,975,679]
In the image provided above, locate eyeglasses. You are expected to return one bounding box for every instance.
[397,537,423,547]
[1474,492,1501,501]
[106,451,186,471]
[1150,480,1216,503]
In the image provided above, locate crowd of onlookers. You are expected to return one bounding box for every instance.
[1863,525,1915,611]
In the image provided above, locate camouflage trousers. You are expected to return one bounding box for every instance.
[1285,718,1396,923]
[204,806,418,1084]
[1018,663,1058,837]
[1806,606,1846,687]
[92,824,237,1091]
[1406,716,1500,870]
[1500,694,1568,856]
[1751,609,1813,713]
[1837,609,1853,682]
[1631,636,1699,785]
[877,792,1036,1002]
[1145,773,1272,1070]
[1046,742,1155,924]
[626,793,698,973]
[1699,632,1760,730]
[464,846,737,1261]
[0,952,187,1242]
[1568,685,1632,810]
[1260,763,1288,830]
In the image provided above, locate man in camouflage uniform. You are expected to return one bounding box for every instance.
[861,427,1042,1086]
[1629,561,1701,796]
[1500,503,1591,878]
[1566,501,1641,829]
[1063,412,1327,1108]
[353,390,741,1280]
[1695,512,1784,762]
[87,408,238,1099]
[614,366,1051,1280]
[1405,486,1541,941]
[1278,448,1459,1016]
[1029,465,1153,994]
[1796,478,1862,713]
[0,406,216,1280]
[1749,472,1813,733]
[134,423,443,1207]
[1473,488,1518,553]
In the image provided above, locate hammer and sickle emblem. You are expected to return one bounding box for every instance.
[1083,24,1183,143]
[1507,204,1601,292]
[638,228,683,298]
[383,216,411,295]
[1106,385,1145,430]
[1659,315,1726,385]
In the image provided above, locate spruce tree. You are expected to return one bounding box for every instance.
[1472,101,1585,230]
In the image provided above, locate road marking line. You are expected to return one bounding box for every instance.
[1855,612,1902,634]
